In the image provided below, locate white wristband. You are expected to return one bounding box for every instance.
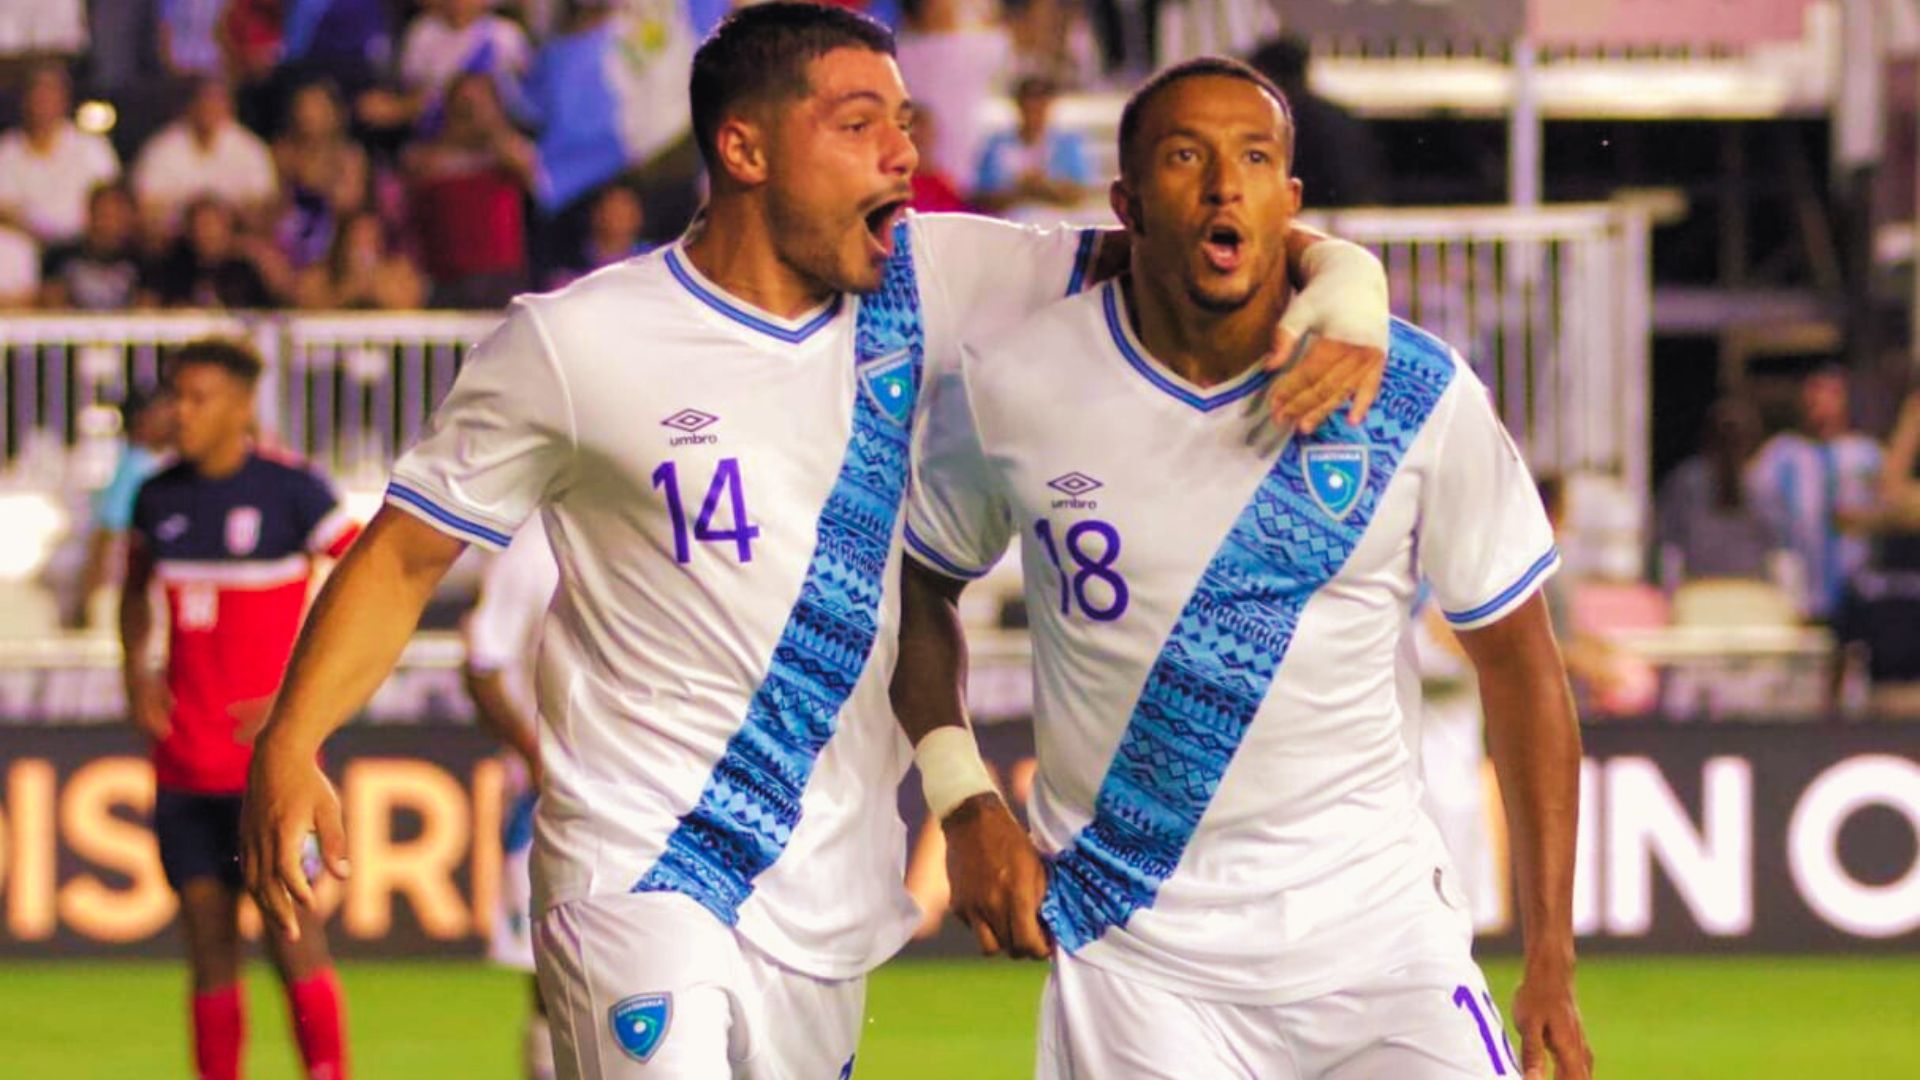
[1279,237,1390,353]
[914,725,998,822]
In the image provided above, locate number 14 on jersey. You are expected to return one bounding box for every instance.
[652,458,760,564]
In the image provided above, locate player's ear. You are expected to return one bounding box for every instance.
[1110,177,1141,235]
[713,115,770,187]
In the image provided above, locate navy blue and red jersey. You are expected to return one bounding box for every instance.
[129,452,360,793]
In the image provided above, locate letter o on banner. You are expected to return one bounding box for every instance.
[1788,755,1920,938]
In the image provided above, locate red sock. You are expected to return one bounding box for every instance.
[191,984,244,1080]
[287,969,349,1080]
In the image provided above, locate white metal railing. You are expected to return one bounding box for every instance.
[1307,201,1655,508]
[0,204,1654,508]
[0,311,502,494]
[279,313,502,490]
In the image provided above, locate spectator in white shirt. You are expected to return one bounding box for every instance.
[0,63,121,246]
[131,78,280,234]
[379,0,531,127]
[0,223,39,307]
[0,0,87,59]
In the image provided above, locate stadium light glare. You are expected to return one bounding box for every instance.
[75,101,116,136]
[0,491,70,581]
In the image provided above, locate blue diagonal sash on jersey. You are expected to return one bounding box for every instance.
[633,225,924,924]
[1042,318,1458,952]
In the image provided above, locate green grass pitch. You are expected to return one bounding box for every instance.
[0,956,1915,1077]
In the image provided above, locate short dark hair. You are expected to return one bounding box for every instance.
[119,387,164,429]
[87,180,133,215]
[1247,36,1311,87]
[689,1,895,172]
[1117,56,1292,181]
[167,337,264,388]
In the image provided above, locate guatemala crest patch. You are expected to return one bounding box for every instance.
[859,348,916,427]
[609,992,672,1063]
[1302,445,1368,521]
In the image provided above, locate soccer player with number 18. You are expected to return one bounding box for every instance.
[896,59,1595,1079]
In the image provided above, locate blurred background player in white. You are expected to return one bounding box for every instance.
[1745,366,1883,622]
[242,5,1393,1077]
[120,339,359,1080]
[67,387,175,628]
[894,59,1593,1080]
[463,520,559,1080]
[1405,592,1503,932]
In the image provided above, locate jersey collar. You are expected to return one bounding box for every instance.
[665,244,844,346]
[1102,281,1273,413]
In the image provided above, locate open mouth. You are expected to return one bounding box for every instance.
[1200,223,1244,273]
[863,197,909,258]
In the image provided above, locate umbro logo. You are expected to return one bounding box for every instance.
[156,514,190,542]
[1048,471,1102,510]
[661,409,719,446]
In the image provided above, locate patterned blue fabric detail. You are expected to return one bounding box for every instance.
[1042,317,1457,952]
[633,223,924,924]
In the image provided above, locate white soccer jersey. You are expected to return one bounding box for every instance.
[906,281,1558,1003]
[386,212,1098,980]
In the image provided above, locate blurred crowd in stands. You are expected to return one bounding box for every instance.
[0,0,1336,312]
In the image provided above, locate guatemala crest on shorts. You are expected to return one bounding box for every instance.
[1302,445,1368,521]
[859,348,916,427]
[609,992,672,1063]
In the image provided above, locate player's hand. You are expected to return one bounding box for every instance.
[127,677,173,741]
[242,733,350,943]
[941,793,1052,960]
[1262,329,1387,436]
[1512,958,1593,1079]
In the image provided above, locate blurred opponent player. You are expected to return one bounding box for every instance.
[463,520,560,1080]
[120,338,357,1080]
[243,5,1390,1077]
[895,59,1594,1079]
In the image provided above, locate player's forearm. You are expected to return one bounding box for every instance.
[117,584,153,694]
[1461,595,1582,971]
[78,530,116,609]
[889,560,972,744]
[257,508,463,756]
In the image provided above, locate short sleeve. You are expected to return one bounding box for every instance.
[1417,367,1561,630]
[290,467,358,557]
[904,347,1015,579]
[386,299,574,551]
[127,474,156,543]
[911,213,1100,364]
[464,522,558,673]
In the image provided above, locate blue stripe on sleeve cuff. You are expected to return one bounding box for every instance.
[1444,547,1561,627]
[1065,229,1098,297]
[903,523,989,580]
[385,482,514,548]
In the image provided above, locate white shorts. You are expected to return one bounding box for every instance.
[1037,930,1518,1079]
[534,891,865,1080]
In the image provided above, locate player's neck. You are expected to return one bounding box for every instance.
[1124,272,1292,389]
[681,200,837,320]
[193,438,250,479]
